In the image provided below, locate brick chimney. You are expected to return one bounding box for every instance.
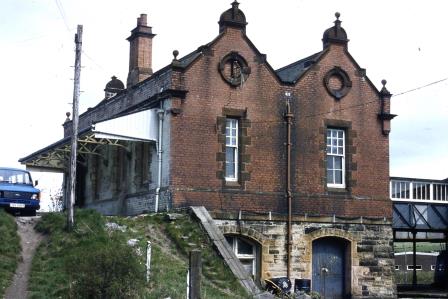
[126,14,156,87]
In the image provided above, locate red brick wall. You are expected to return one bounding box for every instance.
[169,28,392,218]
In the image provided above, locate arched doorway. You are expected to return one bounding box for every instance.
[312,237,350,298]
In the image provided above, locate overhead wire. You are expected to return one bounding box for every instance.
[53,0,113,76]
[48,0,448,119]
[393,77,448,97]
[82,51,110,73]
[54,0,72,32]
[228,73,448,126]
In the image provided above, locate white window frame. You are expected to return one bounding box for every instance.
[226,236,256,277]
[431,265,436,271]
[406,265,422,271]
[391,180,411,199]
[395,265,400,270]
[326,128,345,188]
[225,118,238,181]
[390,179,448,202]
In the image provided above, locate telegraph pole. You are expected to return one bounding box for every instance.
[68,25,83,230]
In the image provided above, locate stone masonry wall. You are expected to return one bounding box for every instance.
[215,219,396,298]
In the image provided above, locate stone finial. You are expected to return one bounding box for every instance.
[173,50,179,61]
[172,50,183,69]
[380,79,391,97]
[232,0,240,14]
[219,0,247,33]
[65,112,71,123]
[334,12,342,28]
[322,12,348,48]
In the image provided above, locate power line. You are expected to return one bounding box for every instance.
[53,0,111,77]
[394,77,448,97]
[303,76,448,119]
[290,76,448,119]
[54,0,71,32]
[82,50,110,73]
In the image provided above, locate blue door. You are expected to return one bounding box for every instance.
[312,237,348,299]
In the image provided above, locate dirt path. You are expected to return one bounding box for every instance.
[4,216,42,299]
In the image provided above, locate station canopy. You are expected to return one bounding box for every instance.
[19,109,159,172]
[393,202,448,241]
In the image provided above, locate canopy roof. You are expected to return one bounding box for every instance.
[20,109,158,172]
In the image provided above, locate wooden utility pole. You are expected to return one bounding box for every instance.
[68,25,83,230]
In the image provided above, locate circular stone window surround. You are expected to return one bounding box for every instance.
[324,66,352,100]
[218,51,251,87]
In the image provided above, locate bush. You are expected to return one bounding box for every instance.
[66,235,145,299]
[35,211,65,235]
[30,210,249,298]
[395,270,435,284]
[30,210,146,299]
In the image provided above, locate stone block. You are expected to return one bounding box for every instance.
[357,245,373,252]
[359,259,378,267]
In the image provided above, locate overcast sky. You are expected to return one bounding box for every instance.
[1,0,447,191]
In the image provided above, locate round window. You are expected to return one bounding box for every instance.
[324,67,352,100]
[218,52,251,87]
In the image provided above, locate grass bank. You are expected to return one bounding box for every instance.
[29,209,249,299]
[0,209,21,297]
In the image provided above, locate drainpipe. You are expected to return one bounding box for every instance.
[284,95,294,280]
[154,104,164,213]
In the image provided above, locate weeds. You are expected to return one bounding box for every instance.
[0,209,21,297]
[29,209,248,299]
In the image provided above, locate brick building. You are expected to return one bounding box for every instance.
[21,2,396,298]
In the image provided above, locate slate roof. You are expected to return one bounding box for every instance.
[275,51,324,84]
[176,50,202,68]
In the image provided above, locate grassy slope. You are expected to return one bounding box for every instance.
[394,242,446,253]
[29,209,249,299]
[0,209,21,297]
[395,271,436,284]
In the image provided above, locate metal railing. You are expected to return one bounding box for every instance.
[390,179,448,203]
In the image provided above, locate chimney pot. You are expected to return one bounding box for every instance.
[138,14,147,26]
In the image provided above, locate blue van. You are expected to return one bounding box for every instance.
[0,167,40,216]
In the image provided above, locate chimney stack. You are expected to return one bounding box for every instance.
[127,14,156,87]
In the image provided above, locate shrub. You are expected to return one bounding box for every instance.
[30,210,249,298]
[35,211,65,235]
[65,235,145,299]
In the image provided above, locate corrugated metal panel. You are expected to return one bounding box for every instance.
[92,109,158,142]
